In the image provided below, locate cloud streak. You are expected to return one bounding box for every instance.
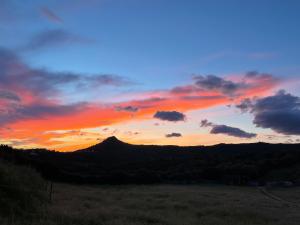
[200,119,257,139]
[21,29,92,52]
[0,90,21,102]
[0,47,131,100]
[165,132,182,138]
[40,7,63,24]
[210,125,257,138]
[194,75,245,96]
[171,72,279,99]
[115,106,139,112]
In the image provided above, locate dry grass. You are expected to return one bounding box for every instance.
[1,184,300,225]
[0,161,47,219]
[268,187,300,204]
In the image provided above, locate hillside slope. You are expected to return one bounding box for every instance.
[0,138,300,185]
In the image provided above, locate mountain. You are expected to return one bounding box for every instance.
[78,136,132,153]
[100,136,127,146]
[1,138,300,185]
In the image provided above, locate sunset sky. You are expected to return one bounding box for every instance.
[1,0,300,151]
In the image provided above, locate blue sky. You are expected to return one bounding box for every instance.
[2,0,300,84]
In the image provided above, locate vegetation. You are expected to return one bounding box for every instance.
[0,140,300,224]
[0,139,300,185]
[1,183,300,225]
[0,159,47,219]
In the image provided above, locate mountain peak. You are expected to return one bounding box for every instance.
[101,136,125,145]
[77,136,129,153]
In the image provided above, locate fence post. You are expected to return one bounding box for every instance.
[49,182,53,203]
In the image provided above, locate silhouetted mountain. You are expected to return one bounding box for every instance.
[101,136,126,145]
[79,136,132,153]
[0,139,300,185]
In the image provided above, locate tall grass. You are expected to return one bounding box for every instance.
[0,164,299,225]
[14,184,299,225]
[0,160,47,219]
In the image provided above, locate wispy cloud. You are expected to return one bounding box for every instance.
[40,7,63,24]
[0,47,131,99]
[115,105,139,112]
[0,90,21,102]
[0,47,133,130]
[20,29,92,52]
[170,72,279,99]
[200,119,257,139]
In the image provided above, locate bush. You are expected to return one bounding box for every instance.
[0,160,47,218]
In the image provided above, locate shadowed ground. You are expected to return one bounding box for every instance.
[2,183,299,225]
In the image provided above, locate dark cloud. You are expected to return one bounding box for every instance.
[171,85,197,94]
[0,90,21,102]
[211,125,257,138]
[236,90,300,135]
[245,71,260,78]
[235,98,253,113]
[115,106,139,112]
[0,48,131,98]
[194,75,245,95]
[201,119,257,138]
[0,47,133,127]
[180,95,224,101]
[88,75,132,86]
[0,102,86,126]
[245,71,273,79]
[154,111,186,122]
[21,29,91,51]
[200,119,214,127]
[40,7,63,23]
[170,72,278,98]
[165,132,182,138]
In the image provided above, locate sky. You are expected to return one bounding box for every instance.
[1,0,300,151]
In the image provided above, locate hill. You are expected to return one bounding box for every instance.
[0,137,300,185]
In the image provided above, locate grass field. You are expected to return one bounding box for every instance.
[1,183,299,225]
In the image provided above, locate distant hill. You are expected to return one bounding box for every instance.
[0,137,300,185]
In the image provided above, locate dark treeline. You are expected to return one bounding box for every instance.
[1,137,300,185]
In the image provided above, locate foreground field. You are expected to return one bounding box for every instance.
[1,184,300,225]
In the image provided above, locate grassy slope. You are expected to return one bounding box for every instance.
[2,183,299,225]
[0,160,47,220]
